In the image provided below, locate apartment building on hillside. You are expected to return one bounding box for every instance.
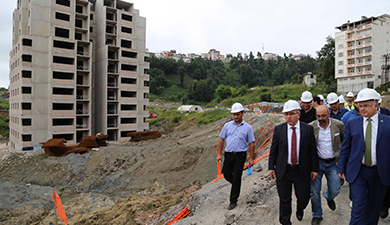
[9,0,149,152]
[335,14,390,94]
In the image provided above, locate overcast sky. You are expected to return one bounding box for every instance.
[0,0,389,88]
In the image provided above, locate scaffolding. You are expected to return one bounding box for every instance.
[381,54,390,88]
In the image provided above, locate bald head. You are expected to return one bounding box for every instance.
[317,105,329,115]
[316,105,330,127]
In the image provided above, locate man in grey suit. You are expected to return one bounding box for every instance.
[309,105,344,225]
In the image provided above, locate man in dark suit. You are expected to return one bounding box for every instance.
[269,100,319,225]
[338,88,390,225]
[378,94,390,219]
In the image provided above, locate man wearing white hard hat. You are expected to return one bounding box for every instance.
[338,95,346,109]
[345,92,355,110]
[377,93,390,116]
[327,93,348,121]
[376,93,390,219]
[338,88,390,224]
[217,102,255,210]
[300,91,317,124]
[269,100,318,224]
[309,105,345,225]
[318,95,325,105]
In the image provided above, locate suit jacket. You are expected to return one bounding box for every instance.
[309,118,345,162]
[337,114,390,185]
[380,107,390,116]
[268,121,319,181]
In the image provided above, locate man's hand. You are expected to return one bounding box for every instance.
[311,172,318,180]
[338,173,345,179]
[248,158,254,167]
[269,170,276,179]
[216,154,222,162]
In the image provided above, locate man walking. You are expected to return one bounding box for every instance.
[327,93,349,121]
[217,102,255,210]
[309,105,344,225]
[338,88,390,225]
[300,91,317,123]
[345,92,355,110]
[269,100,319,225]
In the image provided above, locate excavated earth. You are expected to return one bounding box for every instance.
[0,112,283,224]
[1,106,390,225]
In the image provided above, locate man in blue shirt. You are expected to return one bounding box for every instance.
[327,93,348,121]
[217,102,255,210]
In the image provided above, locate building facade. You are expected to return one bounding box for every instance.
[9,0,149,151]
[335,14,390,94]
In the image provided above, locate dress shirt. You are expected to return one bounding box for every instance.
[220,120,255,152]
[317,119,334,159]
[287,122,301,164]
[362,113,378,165]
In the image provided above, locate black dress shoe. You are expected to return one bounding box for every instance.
[380,208,389,219]
[311,217,323,225]
[327,199,336,211]
[227,202,237,210]
[296,210,304,221]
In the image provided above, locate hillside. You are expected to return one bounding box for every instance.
[0,111,281,224]
[1,98,390,224]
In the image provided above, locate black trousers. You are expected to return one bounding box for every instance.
[276,166,311,225]
[222,152,247,204]
[382,187,390,211]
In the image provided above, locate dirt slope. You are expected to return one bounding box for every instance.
[0,112,281,224]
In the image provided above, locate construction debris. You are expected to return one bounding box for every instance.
[41,135,109,157]
[127,131,162,142]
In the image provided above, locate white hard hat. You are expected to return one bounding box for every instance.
[338,95,346,104]
[377,92,382,104]
[327,92,339,104]
[317,94,324,101]
[282,100,300,113]
[347,92,354,97]
[231,102,244,113]
[301,91,313,103]
[355,88,381,102]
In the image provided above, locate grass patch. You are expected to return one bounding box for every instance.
[148,108,231,130]
[218,83,337,107]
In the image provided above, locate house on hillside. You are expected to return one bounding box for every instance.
[303,72,317,87]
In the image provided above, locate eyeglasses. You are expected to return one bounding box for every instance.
[358,104,374,109]
[316,114,328,118]
[284,112,298,117]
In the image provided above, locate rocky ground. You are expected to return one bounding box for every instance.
[0,111,282,224]
[1,98,390,224]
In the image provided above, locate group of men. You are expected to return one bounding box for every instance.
[217,88,390,225]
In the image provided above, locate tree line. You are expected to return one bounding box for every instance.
[148,36,336,103]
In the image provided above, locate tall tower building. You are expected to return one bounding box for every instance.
[9,0,149,152]
[335,14,390,94]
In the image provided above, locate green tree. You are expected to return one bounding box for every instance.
[177,66,186,87]
[214,84,232,102]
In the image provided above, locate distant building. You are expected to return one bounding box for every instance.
[164,50,177,59]
[303,72,317,87]
[209,49,221,61]
[201,53,210,59]
[263,52,278,61]
[9,0,149,151]
[335,14,390,93]
[291,54,307,60]
[188,53,200,59]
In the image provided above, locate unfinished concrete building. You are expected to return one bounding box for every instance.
[9,0,149,151]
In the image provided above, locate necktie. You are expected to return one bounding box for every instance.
[364,118,372,166]
[291,127,297,165]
